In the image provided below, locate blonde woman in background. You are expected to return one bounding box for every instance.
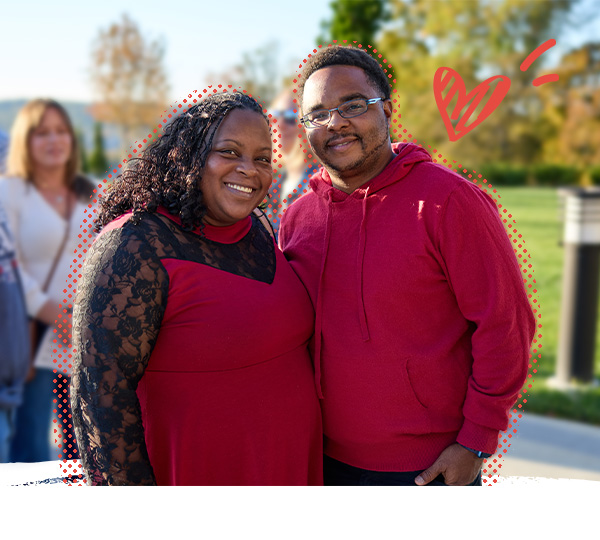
[268,89,318,235]
[0,99,94,462]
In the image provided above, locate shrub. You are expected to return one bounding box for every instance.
[481,163,528,186]
[526,385,600,426]
[532,164,581,187]
[589,166,600,185]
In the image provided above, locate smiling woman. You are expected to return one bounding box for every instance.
[200,108,272,227]
[70,91,323,486]
[0,99,94,464]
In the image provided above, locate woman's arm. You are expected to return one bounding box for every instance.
[71,224,168,485]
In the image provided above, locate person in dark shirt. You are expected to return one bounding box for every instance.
[0,130,8,175]
[0,201,29,462]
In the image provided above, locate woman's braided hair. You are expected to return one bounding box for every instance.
[96,92,268,232]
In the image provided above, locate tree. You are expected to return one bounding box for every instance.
[89,13,169,149]
[318,0,390,46]
[377,0,578,167]
[538,43,600,170]
[205,40,282,105]
[89,122,110,177]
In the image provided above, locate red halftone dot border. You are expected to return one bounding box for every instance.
[56,87,281,485]
[452,167,542,485]
[289,41,542,486]
[56,45,541,486]
[265,96,311,228]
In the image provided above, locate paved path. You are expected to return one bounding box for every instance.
[498,413,600,482]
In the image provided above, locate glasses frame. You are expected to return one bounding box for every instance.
[301,97,385,129]
[271,109,298,125]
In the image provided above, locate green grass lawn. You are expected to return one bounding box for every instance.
[490,186,600,424]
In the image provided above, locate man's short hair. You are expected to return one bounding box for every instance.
[297,45,391,106]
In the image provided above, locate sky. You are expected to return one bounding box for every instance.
[1,0,599,105]
[0,0,333,103]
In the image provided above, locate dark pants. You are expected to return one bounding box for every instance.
[55,372,78,460]
[323,454,482,486]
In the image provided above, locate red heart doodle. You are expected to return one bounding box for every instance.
[433,67,511,142]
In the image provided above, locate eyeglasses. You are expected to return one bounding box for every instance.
[271,109,298,126]
[301,97,384,129]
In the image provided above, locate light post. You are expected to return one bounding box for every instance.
[555,188,600,386]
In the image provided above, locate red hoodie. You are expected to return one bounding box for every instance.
[279,142,535,472]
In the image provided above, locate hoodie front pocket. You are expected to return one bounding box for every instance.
[406,355,469,431]
[384,364,432,437]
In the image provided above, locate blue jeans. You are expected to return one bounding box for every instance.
[9,369,79,462]
[323,454,482,486]
[0,407,16,463]
[9,368,55,462]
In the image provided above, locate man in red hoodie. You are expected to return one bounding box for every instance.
[278,46,535,486]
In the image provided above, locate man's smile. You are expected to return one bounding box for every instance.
[326,136,360,151]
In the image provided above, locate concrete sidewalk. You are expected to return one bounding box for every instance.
[497,413,600,482]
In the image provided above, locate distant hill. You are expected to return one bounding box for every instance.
[0,100,122,156]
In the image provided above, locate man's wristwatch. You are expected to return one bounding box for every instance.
[459,444,493,459]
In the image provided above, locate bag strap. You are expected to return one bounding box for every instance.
[41,192,73,293]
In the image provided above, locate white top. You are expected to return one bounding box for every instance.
[0,176,96,370]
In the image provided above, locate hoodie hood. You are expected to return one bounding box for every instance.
[307,142,432,398]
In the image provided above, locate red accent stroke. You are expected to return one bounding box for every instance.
[520,39,556,71]
[532,73,560,86]
[433,67,511,142]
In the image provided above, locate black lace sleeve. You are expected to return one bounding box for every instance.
[71,220,169,486]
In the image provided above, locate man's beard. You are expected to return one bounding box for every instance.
[315,126,390,174]
[320,136,367,173]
